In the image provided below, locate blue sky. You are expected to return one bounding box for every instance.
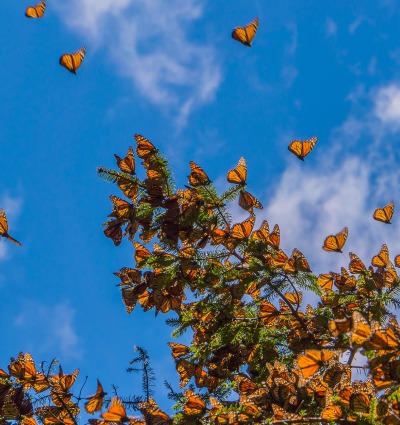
[1,0,400,417]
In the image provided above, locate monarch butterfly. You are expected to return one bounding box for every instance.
[231,215,255,239]
[188,161,210,186]
[109,195,133,219]
[59,47,86,74]
[133,134,157,158]
[0,210,21,246]
[251,220,269,242]
[227,157,247,184]
[138,397,170,424]
[348,252,367,275]
[267,224,280,250]
[234,374,258,395]
[176,359,196,388]
[114,267,142,286]
[288,137,318,161]
[50,366,79,392]
[373,201,394,224]
[321,403,342,420]
[167,342,189,359]
[351,311,371,346]
[365,328,399,351]
[322,227,348,252]
[296,350,336,378]
[84,379,107,414]
[231,18,259,47]
[114,146,135,175]
[372,244,389,268]
[284,248,311,274]
[103,220,122,246]
[317,273,336,292]
[182,390,206,416]
[101,397,129,422]
[238,190,263,211]
[133,242,151,267]
[334,267,356,292]
[25,0,45,18]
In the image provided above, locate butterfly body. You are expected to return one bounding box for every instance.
[0,210,21,246]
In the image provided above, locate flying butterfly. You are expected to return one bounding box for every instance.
[84,380,107,414]
[227,157,247,184]
[25,0,45,18]
[59,47,86,74]
[322,227,348,253]
[0,210,21,246]
[231,18,259,47]
[114,146,135,175]
[288,137,318,161]
[101,397,129,422]
[373,201,394,224]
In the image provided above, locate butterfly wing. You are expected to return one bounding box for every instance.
[227,157,247,184]
[59,47,86,74]
[0,211,21,246]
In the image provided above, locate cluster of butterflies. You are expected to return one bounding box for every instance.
[25,0,86,74]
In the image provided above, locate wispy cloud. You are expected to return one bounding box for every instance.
[14,302,83,361]
[53,0,221,126]
[260,81,400,273]
[0,194,22,261]
[325,17,338,38]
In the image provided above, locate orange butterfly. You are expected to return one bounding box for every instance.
[101,397,129,422]
[296,350,336,378]
[372,244,389,268]
[0,210,21,246]
[134,134,157,158]
[109,195,133,219]
[231,215,255,239]
[348,252,367,275]
[167,342,189,359]
[322,227,348,252]
[182,390,206,416]
[138,397,170,424]
[373,201,394,224]
[84,379,107,414]
[103,220,122,246]
[232,18,259,47]
[25,0,45,18]
[351,311,371,346]
[238,191,263,212]
[267,224,280,250]
[114,146,135,175]
[251,220,269,242]
[227,157,247,184]
[288,137,317,161]
[188,161,210,186]
[59,47,86,74]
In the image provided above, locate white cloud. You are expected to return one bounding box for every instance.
[260,82,400,274]
[0,194,23,261]
[325,17,337,38]
[53,0,221,126]
[374,84,400,130]
[14,302,83,361]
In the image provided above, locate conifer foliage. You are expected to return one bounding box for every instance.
[2,134,400,424]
